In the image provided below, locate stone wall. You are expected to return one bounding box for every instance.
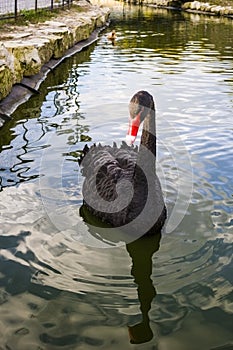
[181,1,233,16]
[142,0,186,7]
[0,1,110,104]
[133,0,233,17]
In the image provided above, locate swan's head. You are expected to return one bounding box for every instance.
[126,91,155,145]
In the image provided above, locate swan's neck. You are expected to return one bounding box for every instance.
[133,110,156,198]
[140,110,156,157]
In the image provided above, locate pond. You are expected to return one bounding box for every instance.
[0,2,233,349]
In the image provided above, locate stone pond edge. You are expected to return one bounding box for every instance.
[0,3,110,126]
[143,0,233,17]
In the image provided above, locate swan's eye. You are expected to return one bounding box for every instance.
[129,103,144,119]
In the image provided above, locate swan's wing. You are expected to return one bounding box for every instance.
[80,143,138,226]
[80,143,138,180]
[79,143,166,231]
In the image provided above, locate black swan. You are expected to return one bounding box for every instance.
[79,91,166,237]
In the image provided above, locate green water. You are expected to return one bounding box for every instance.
[0,3,232,349]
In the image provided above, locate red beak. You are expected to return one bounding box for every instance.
[126,113,141,145]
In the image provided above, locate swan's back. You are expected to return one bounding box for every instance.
[79,142,149,227]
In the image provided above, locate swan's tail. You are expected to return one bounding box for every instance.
[78,144,90,165]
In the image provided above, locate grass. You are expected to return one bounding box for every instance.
[0,4,87,31]
[18,8,59,23]
[0,8,58,30]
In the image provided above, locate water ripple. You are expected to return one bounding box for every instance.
[0,4,233,348]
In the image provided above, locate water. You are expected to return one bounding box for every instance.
[0,3,233,349]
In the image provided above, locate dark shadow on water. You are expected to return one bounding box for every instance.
[80,204,161,345]
[126,232,161,344]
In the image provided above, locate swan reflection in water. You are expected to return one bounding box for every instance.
[80,204,161,345]
[126,231,161,344]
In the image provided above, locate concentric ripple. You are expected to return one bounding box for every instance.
[0,3,232,349]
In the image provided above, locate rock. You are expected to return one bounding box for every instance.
[0,62,13,101]
[31,37,54,65]
[194,1,201,10]
[200,3,209,11]
[39,27,73,58]
[0,43,14,100]
[181,2,192,10]
[181,1,233,16]
[4,42,42,81]
[210,5,220,14]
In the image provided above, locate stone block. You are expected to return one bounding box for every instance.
[0,43,15,99]
[4,42,42,80]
